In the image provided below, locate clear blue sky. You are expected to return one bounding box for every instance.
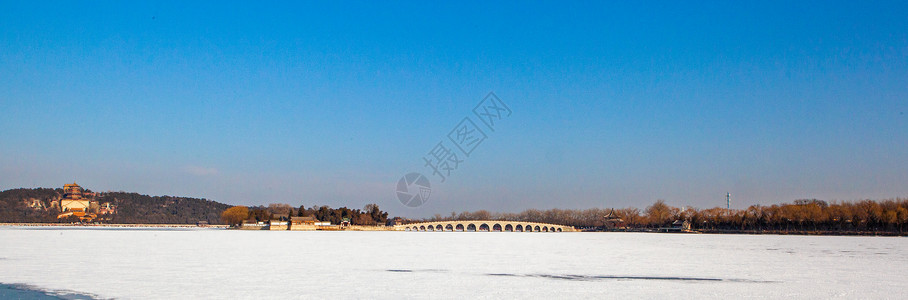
[2,1,906,217]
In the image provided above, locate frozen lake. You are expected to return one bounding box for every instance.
[1,227,906,299]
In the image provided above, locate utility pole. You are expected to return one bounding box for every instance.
[726,192,731,209]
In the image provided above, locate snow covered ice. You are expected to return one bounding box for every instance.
[1,227,906,299]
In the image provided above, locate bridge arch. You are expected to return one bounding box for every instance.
[399,221,570,233]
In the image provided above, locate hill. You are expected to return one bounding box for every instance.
[0,188,231,225]
[0,188,61,223]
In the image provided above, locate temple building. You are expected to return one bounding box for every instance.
[57,182,98,222]
[61,183,91,212]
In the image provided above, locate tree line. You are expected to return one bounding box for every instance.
[221,203,389,227]
[419,198,908,234]
[680,198,908,233]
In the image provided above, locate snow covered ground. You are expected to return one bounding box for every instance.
[1,227,905,299]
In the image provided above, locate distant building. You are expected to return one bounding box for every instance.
[61,182,91,213]
[389,217,406,226]
[291,216,317,225]
[672,220,691,231]
[57,182,98,222]
[26,198,45,210]
[290,216,318,231]
[241,220,268,230]
[98,202,117,215]
[269,219,289,231]
[603,209,626,229]
[658,220,692,233]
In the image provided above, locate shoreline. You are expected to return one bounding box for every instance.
[0,223,227,229]
[696,229,907,237]
[588,228,907,237]
[2,223,904,236]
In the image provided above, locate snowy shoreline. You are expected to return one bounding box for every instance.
[2,223,905,236]
[0,223,227,229]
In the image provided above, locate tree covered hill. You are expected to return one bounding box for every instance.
[0,188,61,223]
[100,192,230,224]
[0,188,230,224]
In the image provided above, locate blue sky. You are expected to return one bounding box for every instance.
[2,1,907,217]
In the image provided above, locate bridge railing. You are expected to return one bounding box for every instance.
[396,221,571,228]
[394,220,575,232]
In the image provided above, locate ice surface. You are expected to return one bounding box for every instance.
[1,227,906,299]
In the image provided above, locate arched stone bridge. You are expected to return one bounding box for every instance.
[394,221,575,232]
